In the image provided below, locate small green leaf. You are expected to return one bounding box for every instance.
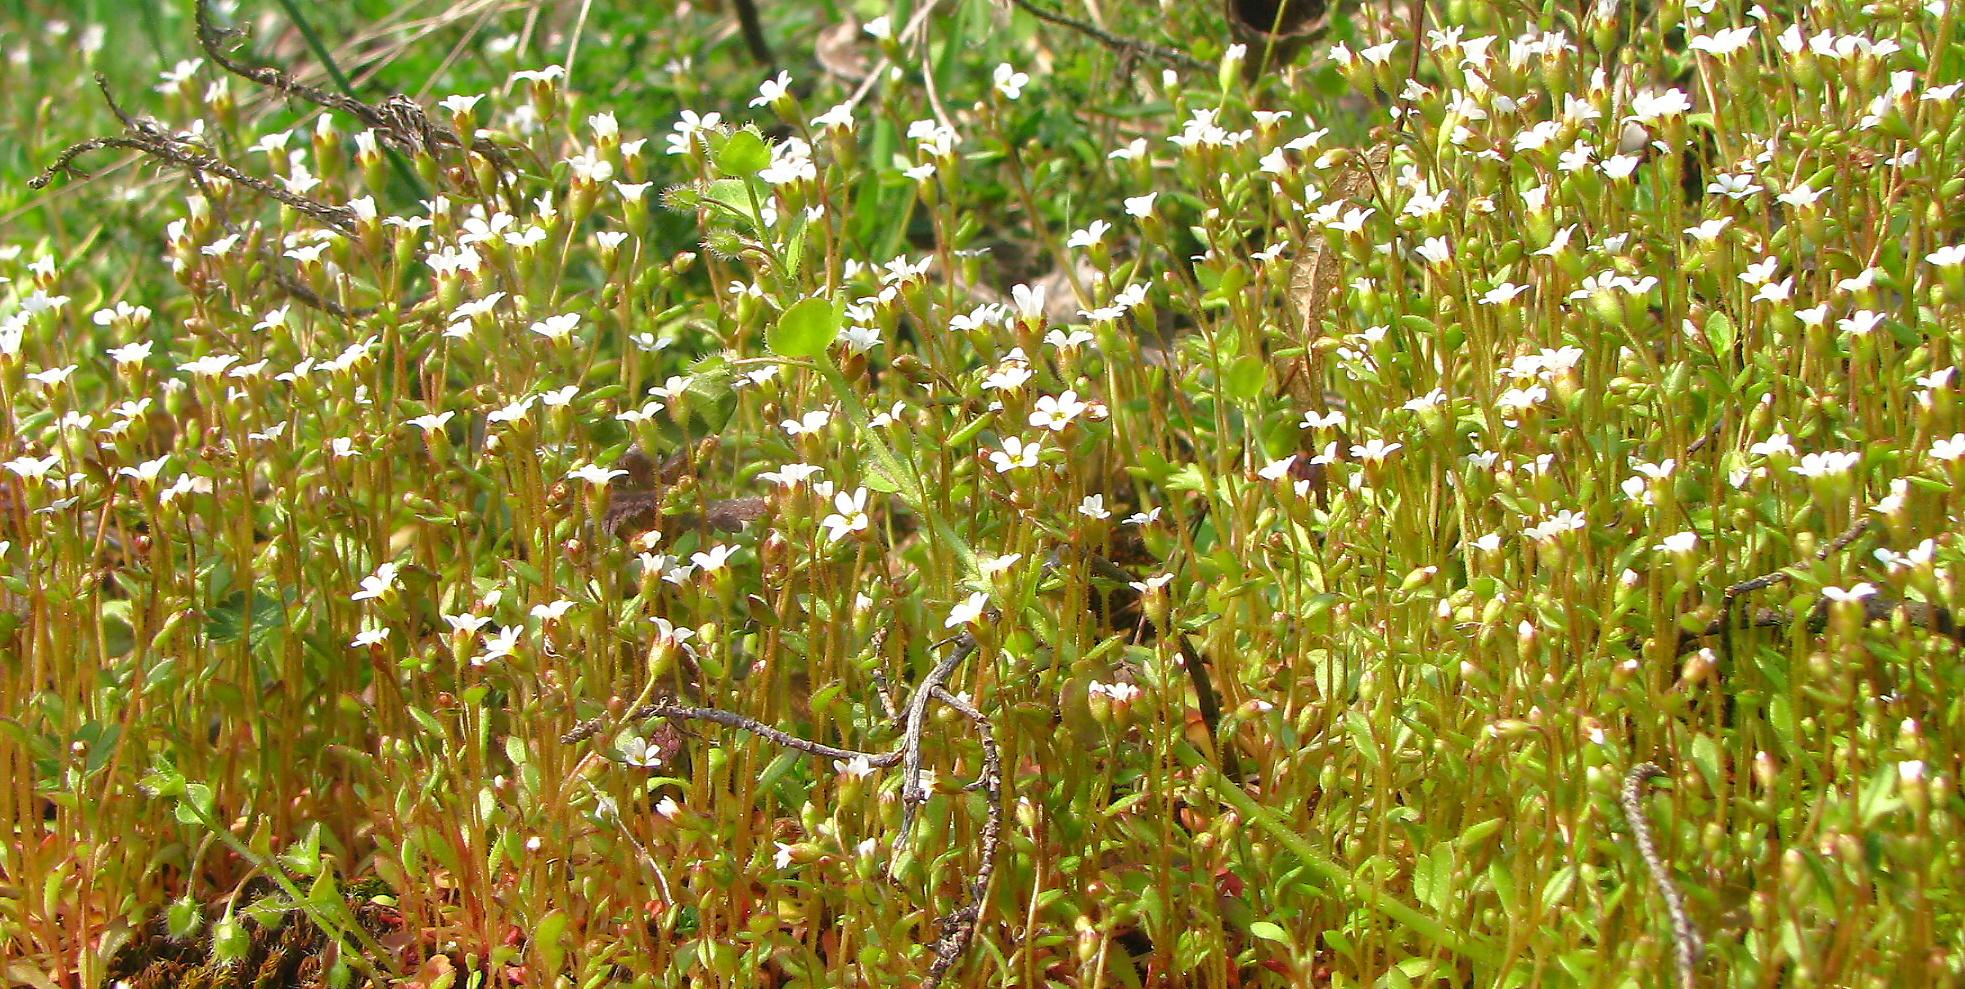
[1224,354,1266,401]
[1247,920,1290,944]
[771,297,842,358]
[715,129,771,177]
[1705,311,1736,354]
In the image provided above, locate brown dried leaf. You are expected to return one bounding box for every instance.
[1279,144,1389,400]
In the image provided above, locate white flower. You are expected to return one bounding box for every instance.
[1656,531,1699,554]
[665,109,722,156]
[1078,495,1111,519]
[1689,25,1756,56]
[351,562,400,602]
[1749,432,1795,458]
[760,462,824,488]
[1124,193,1157,218]
[944,591,989,628]
[1481,282,1527,305]
[1838,310,1884,336]
[782,409,833,436]
[1930,433,1965,461]
[443,612,493,636]
[1124,507,1162,526]
[1414,237,1452,265]
[1067,220,1111,250]
[811,102,855,131]
[476,625,521,666]
[1029,391,1089,431]
[691,544,737,573]
[510,64,566,83]
[529,313,581,341]
[1707,173,1762,200]
[1822,583,1878,603]
[820,487,871,543]
[350,627,390,649]
[1257,455,1297,481]
[488,396,535,425]
[1778,182,1826,208]
[989,435,1043,472]
[979,553,1023,577]
[1047,327,1096,351]
[1011,283,1047,322]
[1627,88,1692,121]
[438,93,483,115]
[1600,154,1642,180]
[179,353,239,377]
[615,400,666,423]
[1128,573,1174,594]
[107,341,154,365]
[568,463,629,487]
[1927,244,1965,268]
[1088,680,1141,704]
[531,599,576,622]
[408,411,454,432]
[983,360,1034,393]
[27,365,77,387]
[993,63,1030,100]
[617,733,664,769]
[1351,439,1403,464]
[1791,451,1861,478]
[750,70,792,108]
[1300,409,1347,430]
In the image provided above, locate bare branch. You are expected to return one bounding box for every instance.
[1622,764,1702,989]
[1007,0,1209,72]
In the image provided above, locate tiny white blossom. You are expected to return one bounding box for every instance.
[944,591,990,628]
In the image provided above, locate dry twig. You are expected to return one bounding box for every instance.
[1622,764,1702,989]
[559,632,999,987]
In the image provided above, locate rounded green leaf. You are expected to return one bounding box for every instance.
[1248,921,1290,944]
[1225,354,1267,401]
[770,297,842,358]
[715,129,771,177]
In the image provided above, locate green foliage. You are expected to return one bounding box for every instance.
[3,0,1965,987]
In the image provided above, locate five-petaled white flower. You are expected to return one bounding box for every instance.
[821,487,871,543]
[989,435,1043,472]
[617,733,665,769]
[1029,391,1089,431]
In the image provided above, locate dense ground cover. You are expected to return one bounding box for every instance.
[2,0,1963,985]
